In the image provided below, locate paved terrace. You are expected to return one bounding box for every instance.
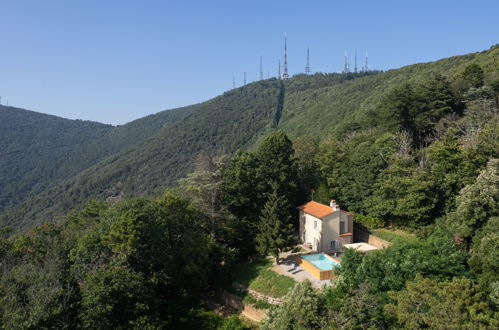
[271,248,335,289]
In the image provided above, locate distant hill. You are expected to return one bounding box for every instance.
[1,45,498,230]
[280,45,499,138]
[0,79,284,229]
[0,104,193,214]
[0,106,113,212]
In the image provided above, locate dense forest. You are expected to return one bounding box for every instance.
[0,46,498,328]
[0,103,194,216]
[1,46,497,230]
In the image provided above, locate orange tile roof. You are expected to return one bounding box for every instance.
[297,201,335,219]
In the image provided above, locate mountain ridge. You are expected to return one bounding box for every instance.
[1,45,498,230]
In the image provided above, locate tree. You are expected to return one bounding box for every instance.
[0,227,12,269]
[316,132,396,213]
[0,223,76,329]
[412,74,458,145]
[222,150,260,222]
[367,155,439,227]
[293,136,320,201]
[426,128,469,212]
[446,159,499,246]
[460,63,485,89]
[68,193,228,328]
[371,83,417,135]
[178,153,229,236]
[491,78,499,107]
[323,282,387,329]
[254,130,300,212]
[0,261,74,329]
[469,216,499,288]
[222,131,300,259]
[335,248,365,288]
[80,267,157,329]
[343,229,468,293]
[385,275,497,329]
[256,186,295,263]
[263,281,321,330]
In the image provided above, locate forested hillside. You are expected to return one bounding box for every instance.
[1,79,283,230]
[0,45,498,328]
[0,106,113,212]
[280,44,499,138]
[1,45,498,231]
[0,103,194,216]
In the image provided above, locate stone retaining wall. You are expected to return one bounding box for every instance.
[242,304,268,323]
[218,289,268,323]
[354,225,391,249]
[232,283,283,305]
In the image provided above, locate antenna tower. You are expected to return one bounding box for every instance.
[343,50,350,74]
[260,56,263,80]
[305,47,311,74]
[364,51,369,72]
[244,72,246,85]
[282,33,289,79]
[354,48,358,73]
[233,76,235,89]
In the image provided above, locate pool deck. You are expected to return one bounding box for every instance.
[271,250,335,289]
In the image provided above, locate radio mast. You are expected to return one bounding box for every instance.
[305,47,311,74]
[282,33,289,79]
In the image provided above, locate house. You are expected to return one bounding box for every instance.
[297,200,353,253]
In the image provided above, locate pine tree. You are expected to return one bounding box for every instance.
[256,185,295,264]
[255,130,300,215]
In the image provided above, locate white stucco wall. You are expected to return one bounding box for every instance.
[300,210,354,253]
[322,212,340,252]
[300,211,323,251]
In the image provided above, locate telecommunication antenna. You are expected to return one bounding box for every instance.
[233,76,236,89]
[282,33,289,79]
[244,72,246,85]
[354,48,358,73]
[343,50,350,74]
[260,56,263,80]
[305,47,311,74]
[364,51,369,71]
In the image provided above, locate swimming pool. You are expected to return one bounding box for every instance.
[301,253,340,270]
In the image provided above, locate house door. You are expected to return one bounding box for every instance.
[314,238,319,251]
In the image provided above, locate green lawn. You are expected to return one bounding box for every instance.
[370,228,419,243]
[231,258,296,298]
[242,294,273,310]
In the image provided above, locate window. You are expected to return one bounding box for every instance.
[314,220,317,230]
[340,218,347,234]
[330,240,339,250]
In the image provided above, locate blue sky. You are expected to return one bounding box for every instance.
[1,0,498,125]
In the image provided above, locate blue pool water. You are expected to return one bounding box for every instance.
[301,253,340,270]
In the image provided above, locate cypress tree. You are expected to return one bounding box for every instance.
[256,185,296,264]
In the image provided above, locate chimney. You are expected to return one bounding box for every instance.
[330,200,340,211]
